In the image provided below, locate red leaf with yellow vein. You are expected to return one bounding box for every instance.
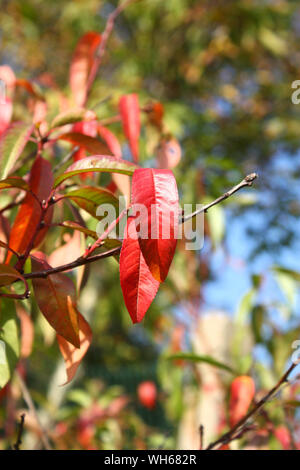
[57,312,92,384]
[31,254,80,348]
[120,217,160,323]
[119,94,140,162]
[131,168,179,282]
[69,32,102,107]
[6,156,53,263]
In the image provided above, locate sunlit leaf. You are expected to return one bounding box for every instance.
[0,298,19,388]
[54,155,136,187]
[0,122,34,180]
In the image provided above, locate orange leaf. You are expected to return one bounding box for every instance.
[229,376,255,427]
[69,32,102,107]
[6,156,53,262]
[57,312,92,384]
[17,306,34,358]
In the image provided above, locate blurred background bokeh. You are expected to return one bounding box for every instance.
[1,0,300,450]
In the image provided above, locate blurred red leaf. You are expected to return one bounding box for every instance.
[156,137,182,169]
[0,65,16,91]
[17,306,34,358]
[229,376,255,427]
[120,217,160,323]
[31,254,80,347]
[57,312,92,384]
[131,168,179,282]
[119,94,140,162]
[70,32,102,107]
[58,131,111,156]
[137,381,157,409]
[274,425,292,450]
[144,101,164,130]
[98,125,122,158]
[6,156,54,262]
[0,98,13,136]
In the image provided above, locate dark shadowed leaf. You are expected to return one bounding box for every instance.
[31,254,80,347]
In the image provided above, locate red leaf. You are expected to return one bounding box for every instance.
[17,306,34,358]
[98,125,122,158]
[71,120,99,180]
[31,254,80,347]
[0,65,16,92]
[131,168,179,282]
[58,131,112,156]
[120,217,160,323]
[137,381,157,409]
[119,94,140,162]
[57,312,92,384]
[0,98,13,136]
[229,376,255,427]
[70,32,102,107]
[6,156,54,263]
[274,425,292,450]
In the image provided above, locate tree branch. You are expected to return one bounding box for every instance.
[182,173,258,223]
[206,361,299,450]
[23,246,121,279]
[16,371,52,450]
[13,413,26,450]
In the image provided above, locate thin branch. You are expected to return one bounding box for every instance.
[16,371,52,450]
[13,413,26,450]
[206,362,299,450]
[83,206,129,258]
[182,173,258,223]
[53,146,80,174]
[23,246,121,279]
[199,425,204,450]
[85,0,139,101]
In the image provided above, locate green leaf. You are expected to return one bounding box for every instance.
[0,298,20,388]
[50,109,96,129]
[54,155,137,188]
[273,267,300,282]
[60,221,98,239]
[63,186,119,219]
[205,201,225,247]
[274,270,297,308]
[165,352,235,373]
[0,176,29,191]
[0,123,34,180]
